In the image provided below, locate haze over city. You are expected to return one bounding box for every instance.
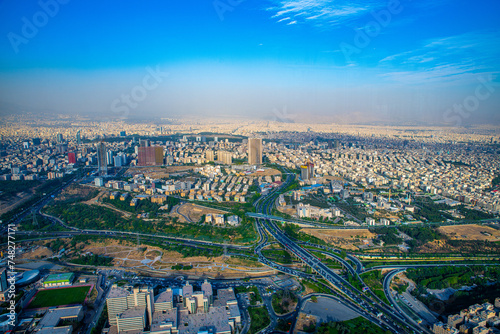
[0,0,499,125]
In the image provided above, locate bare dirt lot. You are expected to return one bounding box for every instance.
[55,184,96,203]
[17,246,54,260]
[300,228,377,250]
[22,238,267,278]
[248,168,281,177]
[438,224,500,242]
[276,205,297,217]
[125,166,195,179]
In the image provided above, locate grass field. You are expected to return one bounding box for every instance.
[28,286,91,308]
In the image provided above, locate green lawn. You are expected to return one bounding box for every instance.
[28,286,91,308]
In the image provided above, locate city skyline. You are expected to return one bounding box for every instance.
[0,0,499,125]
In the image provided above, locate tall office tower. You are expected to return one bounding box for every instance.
[68,152,76,164]
[56,133,64,143]
[107,150,114,165]
[217,150,232,165]
[56,143,68,154]
[300,165,309,180]
[138,146,163,166]
[114,153,127,167]
[97,142,108,176]
[76,130,81,146]
[205,150,215,162]
[248,138,263,165]
[32,138,41,146]
[307,162,314,179]
[139,139,150,147]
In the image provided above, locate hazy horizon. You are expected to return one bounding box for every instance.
[0,0,499,126]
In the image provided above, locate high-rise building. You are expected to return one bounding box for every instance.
[107,150,114,165]
[217,150,232,165]
[138,146,163,166]
[201,280,213,305]
[97,142,108,176]
[68,152,76,164]
[307,162,314,179]
[106,285,154,328]
[76,130,81,146]
[56,133,64,143]
[205,150,215,162]
[114,153,127,167]
[32,138,41,146]
[300,162,314,180]
[56,143,68,154]
[248,138,262,165]
[139,139,150,147]
[300,165,309,180]
[120,131,127,137]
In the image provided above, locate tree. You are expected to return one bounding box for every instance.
[340,249,347,259]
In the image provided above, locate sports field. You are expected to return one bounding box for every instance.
[28,286,91,308]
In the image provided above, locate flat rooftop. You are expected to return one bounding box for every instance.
[37,306,82,329]
[108,286,131,298]
[155,289,174,304]
[177,306,231,334]
[214,288,236,307]
[44,272,74,283]
[151,308,178,332]
[118,306,146,319]
[37,326,73,334]
[108,326,143,334]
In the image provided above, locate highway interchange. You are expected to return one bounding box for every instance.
[3,170,499,334]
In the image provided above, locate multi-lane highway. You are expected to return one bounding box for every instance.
[9,167,490,334]
[253,170,430,334]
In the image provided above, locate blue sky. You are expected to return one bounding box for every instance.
[0,0,499,125]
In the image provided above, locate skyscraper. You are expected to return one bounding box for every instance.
[68,152,76,164]
[107,150,114,165]
[56,133,64,143]
[76,130,81,146]
[97,142,108,176]
[300,165,309,180]
[248,138,262,165]
[307,162,314,179]
[138,146,163,166]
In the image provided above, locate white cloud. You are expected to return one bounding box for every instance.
[379,31,500,84]
[266,0,378,27]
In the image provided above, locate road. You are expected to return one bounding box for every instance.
[253,170,419,334]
